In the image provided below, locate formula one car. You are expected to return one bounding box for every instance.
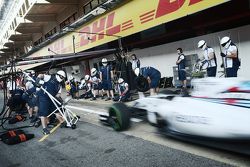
[100,77,250,155]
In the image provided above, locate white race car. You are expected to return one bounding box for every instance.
[100,77,250,155]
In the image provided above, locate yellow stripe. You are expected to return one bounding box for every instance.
[38,123,61,142]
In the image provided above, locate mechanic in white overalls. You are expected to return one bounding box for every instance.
[197,40,217,77]
[220,36,240,77]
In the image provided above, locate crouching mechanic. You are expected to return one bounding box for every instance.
[22,76,38,123]
[83,75,93,99]
[135,67,161,96]
[90,68,101,101]
[36,70,66,135]
[114,78,130,102]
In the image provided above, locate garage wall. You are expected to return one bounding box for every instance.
[87,24,250,79]
[131,24,250,78]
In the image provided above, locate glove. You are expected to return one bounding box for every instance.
[220,53,226,57]
[34,80,44,88]
[39,80,45,85]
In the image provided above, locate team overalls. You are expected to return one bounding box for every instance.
[203,47,217,77]
[22,79,38,108]
[91,73,100,90]
[177,54,186,81]
[8,88,25,112]
[37,75,60,117]
[224,43,240,77]
[141,67,161,88]
[69,79,78,98]
[84,83,92,99]
[118,82,130,102]
[100,65,113,90]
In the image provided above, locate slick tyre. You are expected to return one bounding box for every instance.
[109,103,131,131]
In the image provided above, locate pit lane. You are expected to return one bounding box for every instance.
[0,92,250,167]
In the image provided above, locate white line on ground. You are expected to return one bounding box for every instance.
[67,105,108,115]
[66,105,143,122]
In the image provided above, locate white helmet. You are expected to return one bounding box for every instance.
[198,40,207,50]
[30,70,35,75]
[118,78,124,84]
[79,79,86,89]
[84,75,90,81]
[134,68,140,76]
[220,36,231,49]
[56,70,66,82]
[81,79,86,85]
[91,68,97,76]
[68,76,74,81]
[102,58,108,66]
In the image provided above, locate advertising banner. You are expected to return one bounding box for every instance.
[30,0,230,58]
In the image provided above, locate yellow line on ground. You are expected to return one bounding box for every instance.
[38,123,61,142]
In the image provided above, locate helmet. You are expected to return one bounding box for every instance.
[91,68,97,76]
[68,76,74,81]
[57,70,66,78]
[79,79,86,89]
[102,58,108,66]
[81,79,86,85]
[84,75,90,81]
[220,36,231,48]
[56,70,66,82]
[30,70,35,75]
[118,78,124,84]
[198,40,207,50]
[134,68,140,76]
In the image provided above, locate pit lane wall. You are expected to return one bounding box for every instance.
[28,0,230,58]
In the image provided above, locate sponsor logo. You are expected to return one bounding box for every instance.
[175,114,209,124]
[155,0,202,18]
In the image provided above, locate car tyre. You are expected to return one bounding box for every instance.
[109,103,131,131]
